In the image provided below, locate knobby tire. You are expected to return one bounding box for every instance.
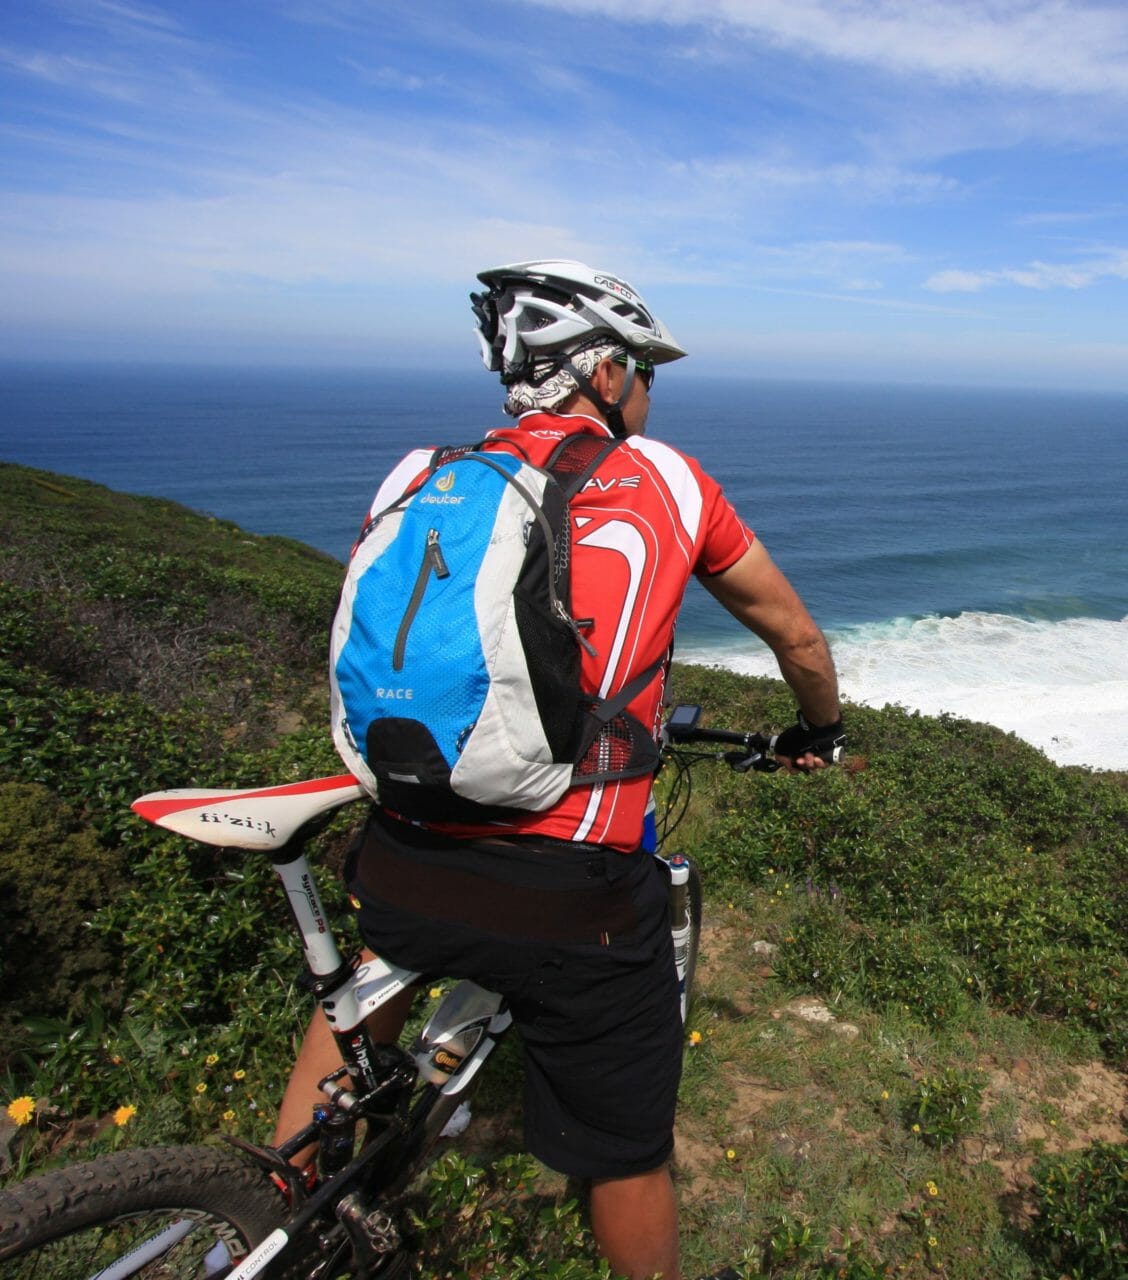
[0,1144,287,1279]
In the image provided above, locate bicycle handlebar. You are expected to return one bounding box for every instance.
[666,724,774,751]
[662,705,779,773]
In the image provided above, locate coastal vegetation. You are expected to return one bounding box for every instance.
[1,460,1124,1279]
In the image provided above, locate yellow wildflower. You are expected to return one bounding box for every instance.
[688,1031,703,1046]
[6,1096,35,1126]
[429,987,444,999]
[195,1083,208,1095]
[205,1054,219,1066]
[927,1236,938,1248]
[233,1069,246,1080]
[223,1109,236,1121]
[725,1148,736,1161]
[113,1104,136,1127]
[880,1090,890,1100]
[926,1181,939,1197]
[912,1124,921,1133]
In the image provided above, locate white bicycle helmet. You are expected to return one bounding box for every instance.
[471,260,687,385]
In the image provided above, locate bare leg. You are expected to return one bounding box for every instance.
[589,1164,681,1280]
[272,950,417,1165]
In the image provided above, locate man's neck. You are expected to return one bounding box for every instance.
[514,406,614,435]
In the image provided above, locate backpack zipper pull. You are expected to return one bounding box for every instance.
[556,600,598,658]
[393,529,450,672]
[427,528,450,578]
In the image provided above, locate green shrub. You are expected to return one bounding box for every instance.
[938,863,1127,1061]
[772,897,861,999]
[1026,1141,1128,1279]
[0,783,126,1040]
[905,1067,984,1148]
[411,1152,613,1279]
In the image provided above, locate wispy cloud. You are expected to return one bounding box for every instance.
[59,0,191,43]
[0,45,147,101]
[3,0,1127,381]
[340,60,432,92]
[924,249,1128,292]
[1014,208,1127,227]
[524,0,1128,96]
[669,155,957,203]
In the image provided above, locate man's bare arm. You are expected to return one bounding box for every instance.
[699,539,840,727]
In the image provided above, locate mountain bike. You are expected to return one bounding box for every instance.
[0,707,782,1279]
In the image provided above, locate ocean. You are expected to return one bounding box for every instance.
[2,364,1126,771]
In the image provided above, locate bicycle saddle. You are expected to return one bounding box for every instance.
[132,775,366,850]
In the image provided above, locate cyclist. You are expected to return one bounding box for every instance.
[275,261,844,1280]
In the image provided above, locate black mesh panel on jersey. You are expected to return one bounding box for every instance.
[546,432,617,479]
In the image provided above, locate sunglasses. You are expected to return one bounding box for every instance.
[613,354,655,392]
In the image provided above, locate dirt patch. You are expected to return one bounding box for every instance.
[972,1057,1128,1201]
[677,916,1128,1212]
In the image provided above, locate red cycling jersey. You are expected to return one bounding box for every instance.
[355,411,754,852]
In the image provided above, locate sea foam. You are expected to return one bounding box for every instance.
[676,612,1128,771]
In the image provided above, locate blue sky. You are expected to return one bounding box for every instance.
[3,0,1128,388]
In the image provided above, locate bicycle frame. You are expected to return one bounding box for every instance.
[131,734,717,1280]
[132,777,520,1278]
[0,712,778,1279]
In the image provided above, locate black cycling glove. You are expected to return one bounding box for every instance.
[773,711,846,767]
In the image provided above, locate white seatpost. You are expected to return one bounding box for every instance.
[272,852,345,978]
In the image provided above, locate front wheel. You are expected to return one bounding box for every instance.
[0,1144,287,1279]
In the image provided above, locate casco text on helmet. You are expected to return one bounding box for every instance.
[471,260,687,385]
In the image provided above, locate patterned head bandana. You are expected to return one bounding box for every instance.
[503,339,623,417]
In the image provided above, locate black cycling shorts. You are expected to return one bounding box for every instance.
[345,809,682,1180]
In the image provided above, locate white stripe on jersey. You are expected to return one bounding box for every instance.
[623,437,704,547]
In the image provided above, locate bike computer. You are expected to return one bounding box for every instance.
[665,704,702,739]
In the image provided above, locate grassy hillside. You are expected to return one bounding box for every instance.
[1,461,1124,1279]
[0,463,344,1043]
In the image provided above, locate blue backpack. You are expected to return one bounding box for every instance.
[330,434,662,822]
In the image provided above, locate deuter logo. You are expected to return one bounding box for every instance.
[420,493,464,505]
[375,687,413,700]
[436,470,456,492]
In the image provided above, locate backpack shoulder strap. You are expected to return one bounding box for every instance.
[431,438,491,468]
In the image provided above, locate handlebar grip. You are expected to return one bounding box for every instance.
[666,726,774,750]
